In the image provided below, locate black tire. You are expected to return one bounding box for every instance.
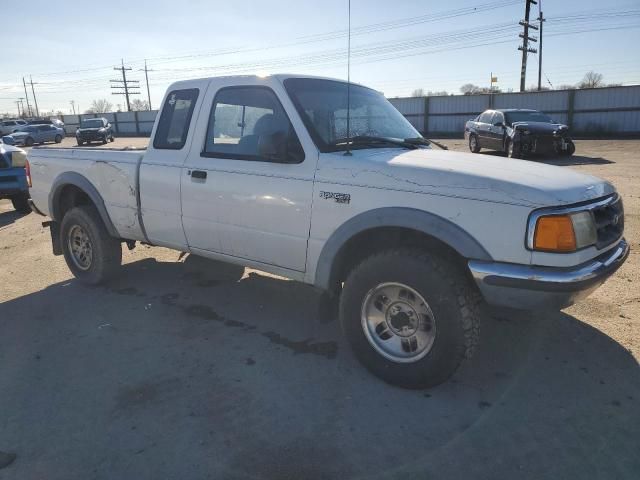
[60,206,122,285]
[109,135,115,142]
[507,140,521,159]
[25,137,34,147]
[469,134,481,153]
[11,194,31,214]
[54,134,62,143]
[102,136,108,145]
[77,140,84,146]
[339,248,481,389]
[565,141,575,156]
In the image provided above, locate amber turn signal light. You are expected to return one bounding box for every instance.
[533,215,576,252]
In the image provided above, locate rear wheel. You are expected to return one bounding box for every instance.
[77,140,84,146]
[25,137,34,147]
[11,194,31,214]
[469,134,481,153]
[339,248,481,389]
[60,206,122,285]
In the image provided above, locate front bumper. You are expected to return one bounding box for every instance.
[468,239,629,310]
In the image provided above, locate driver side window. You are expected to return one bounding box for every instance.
[203,86,304,164]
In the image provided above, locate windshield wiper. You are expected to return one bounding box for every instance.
[330,135,418,150]
[404,137,449,150]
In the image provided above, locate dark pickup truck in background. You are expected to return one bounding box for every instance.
[465,108,576,158]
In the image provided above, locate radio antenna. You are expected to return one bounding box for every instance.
[344,0,352,156]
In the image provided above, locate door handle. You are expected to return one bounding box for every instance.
[190,170,207,180]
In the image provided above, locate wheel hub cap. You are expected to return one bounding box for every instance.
[68,225,93,271]
[361,282,436,363]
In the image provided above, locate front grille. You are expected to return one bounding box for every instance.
[593,195,624,249]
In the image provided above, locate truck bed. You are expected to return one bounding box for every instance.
[28,147,147,241]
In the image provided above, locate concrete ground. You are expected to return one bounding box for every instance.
[0,139,638,479]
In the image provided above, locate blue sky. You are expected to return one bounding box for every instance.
[2,0,639,114]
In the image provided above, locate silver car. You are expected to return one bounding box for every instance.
[0,119,28,135]
[8,124,65,146]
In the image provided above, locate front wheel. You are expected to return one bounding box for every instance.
[339,249,481,389]
[60,206,122,285]
[469,134,480,153]
[54,134,62,143]
[507,140,521,159]
[564,141,576,156]
[25,137,34,147]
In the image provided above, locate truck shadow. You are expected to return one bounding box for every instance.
[0,254,638,479]
[0,209,29,228]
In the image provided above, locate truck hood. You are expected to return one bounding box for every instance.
[316,148,614,208]
[511,121,568,134]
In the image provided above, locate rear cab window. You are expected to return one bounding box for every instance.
[153,88,199,150]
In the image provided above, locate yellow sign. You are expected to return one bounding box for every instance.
[491,76,498,83]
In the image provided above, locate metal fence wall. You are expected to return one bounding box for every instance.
[389,85,640,136]
[58,85,640,138]
[59,110,159,136]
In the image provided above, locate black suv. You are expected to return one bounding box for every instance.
[464,108,575,158]
[76,117,114,146]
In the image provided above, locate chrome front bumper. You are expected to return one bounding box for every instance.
[468,239,630,310]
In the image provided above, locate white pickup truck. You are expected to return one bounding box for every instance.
[28,74,628,388]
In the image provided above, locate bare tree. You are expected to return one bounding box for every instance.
[129,99,150,111]
[460,83,498,95]
[556,84,576,90]
[85,99,113,114]
[411,88,425,97]
[578,71,604,89]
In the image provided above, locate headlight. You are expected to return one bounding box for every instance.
[529,211,597,252]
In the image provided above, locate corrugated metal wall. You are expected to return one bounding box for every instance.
[58,85,640,137]
[390,85,640,135]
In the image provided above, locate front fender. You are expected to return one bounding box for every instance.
[313,207,492,290]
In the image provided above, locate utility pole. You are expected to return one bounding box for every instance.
[111,59,140,112]
[518,0,538,92]
[29,76,40,117]
[15,99,22,117]
[70,100,76,115]
[537,1,545,91]
[22,77,32,117]
[140,59,152,110]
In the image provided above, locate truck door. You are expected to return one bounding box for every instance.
[138,84,208,249]
[180,79,317,273]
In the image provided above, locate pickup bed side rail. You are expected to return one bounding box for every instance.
[313,207,493,290]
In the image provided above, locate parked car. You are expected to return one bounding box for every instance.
[0,119,28,136]
[76,117,114,145]
[7,124,65,147]
[0,140,31,212]
[465,108,575,158]
[27,75,628,389]
[29,118,65,131]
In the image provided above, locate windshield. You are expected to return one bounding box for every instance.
[81,119,104,128]
[504,111,554,125]
[284,78,421,152]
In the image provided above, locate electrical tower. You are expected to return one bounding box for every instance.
[22,77,32,117]
[537,2,545,91]
[110,59,140,112]
[518,0,538,92]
